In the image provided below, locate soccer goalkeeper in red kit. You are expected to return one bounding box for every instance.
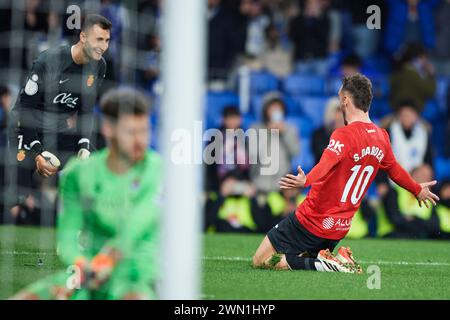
[252,73,440,273]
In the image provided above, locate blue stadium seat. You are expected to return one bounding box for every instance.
[362,55,392,75]
[283,74,326,96]
[430,120,446,157]
[205,91,239,129]
[249,71,279,94]
[293,96,330,129]
[422,99,441,122]
[150,122,159,150]
[436,77,449,113]
[291,138,315,173]
[241,113,256,130]
[434,157,450,181]
[370,98,392,120]
[286,115,315,139]
[369,74,390,99]
[326,77,342,96]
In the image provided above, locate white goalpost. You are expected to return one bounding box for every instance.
[160,0,206,299]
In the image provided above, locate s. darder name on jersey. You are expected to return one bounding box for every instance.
[353,145,384,162]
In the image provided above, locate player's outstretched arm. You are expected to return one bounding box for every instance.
[384,162,440,208]
[382,129,440,208]
[416,180,440,208]
[279,165,306,189]
[279,151,339,190]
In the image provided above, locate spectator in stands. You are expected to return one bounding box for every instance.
[346,0,384,58]
[390,42,436,113]
[100,0,126,89]
[434,180,450,239]
[388,100,433,173]
[228,0,272,74]
[384,0,440,57]
[0,6,11,73]
[204,105,259,233]
[205,105,253,195]
[0,85,11,135]
[208,0,238,80]
[249,93,300,193]
[312,97,344,164]
[340,53,362,77]
[5,180,55,226]
[139,34,161,91]
[0,85,11,217]
[432,0,450,75]
[446,83,450,157]
[383,164,440,239]
[288,0,330,75]
[263,0,299,51]
[21,0,49,70]
[260,23,292,77]
[244,0,270,59]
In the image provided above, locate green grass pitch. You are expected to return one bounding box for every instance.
[1,226,449,299]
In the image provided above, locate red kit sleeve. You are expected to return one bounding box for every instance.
[304,129,346,187]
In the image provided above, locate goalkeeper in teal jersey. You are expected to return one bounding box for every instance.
[11,88,162,300]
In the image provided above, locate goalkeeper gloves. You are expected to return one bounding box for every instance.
[83,248,121,290]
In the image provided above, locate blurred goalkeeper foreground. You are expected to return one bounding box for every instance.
[6,88,162,300]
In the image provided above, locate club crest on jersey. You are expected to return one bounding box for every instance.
[16,150,26,162]
[86,74,95,87]
[24,74,38,95]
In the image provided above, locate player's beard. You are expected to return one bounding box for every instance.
[83,41,101,61]
[342,109,348,126]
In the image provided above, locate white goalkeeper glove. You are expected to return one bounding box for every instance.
[77,148,90,160]
[40,151,61,168]
[36,151,60,178]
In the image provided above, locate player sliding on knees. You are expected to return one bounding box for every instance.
[252,73,440,273]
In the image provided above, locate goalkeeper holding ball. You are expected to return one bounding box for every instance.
[6,14,111,211]
[11,88,162,300]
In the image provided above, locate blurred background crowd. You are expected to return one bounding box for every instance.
[0,0,449,240]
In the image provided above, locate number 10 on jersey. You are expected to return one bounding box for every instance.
[341,165,375,205]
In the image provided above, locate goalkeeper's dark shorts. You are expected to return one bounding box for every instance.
[267,212,339,258]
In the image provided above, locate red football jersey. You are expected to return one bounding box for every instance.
[295,121,421,240]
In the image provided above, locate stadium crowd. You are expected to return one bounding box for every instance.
[0,0,449,239]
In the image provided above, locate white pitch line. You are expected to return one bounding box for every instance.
[3,252,450,267]
[0,251,56,256]
[202,256,450,267]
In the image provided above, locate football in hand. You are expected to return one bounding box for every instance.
[41,151,61,168]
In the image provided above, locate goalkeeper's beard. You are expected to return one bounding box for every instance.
[112,139,144,167]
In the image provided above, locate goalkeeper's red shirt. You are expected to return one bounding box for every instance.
[295,121,422,240]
